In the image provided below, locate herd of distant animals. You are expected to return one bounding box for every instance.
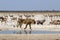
[0,15,60,30]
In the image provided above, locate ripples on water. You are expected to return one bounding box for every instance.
[0,30,60,34]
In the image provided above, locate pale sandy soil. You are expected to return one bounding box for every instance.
[0,24,60,31]
[0,34,60,40]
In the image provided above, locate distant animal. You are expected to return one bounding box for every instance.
[37,19,45,25]
[9,15,13,17]
[11,17,17,21]
[24,18,36,29]
[17,18,25,28]
[50,20,60,25]
[17,18,36,29]
[0,16,7,23]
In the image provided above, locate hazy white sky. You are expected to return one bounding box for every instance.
[0,0,60,11]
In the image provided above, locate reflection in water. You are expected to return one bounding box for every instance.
[14,30,32,34]
[13,30,22,34]
[1,30,60,34]
[24,30,31,34]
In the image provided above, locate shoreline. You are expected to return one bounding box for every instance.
[0,25,60,31]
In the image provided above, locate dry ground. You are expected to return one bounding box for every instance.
[0,34,60,40]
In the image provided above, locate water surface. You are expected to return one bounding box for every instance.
[0,30,60,34]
